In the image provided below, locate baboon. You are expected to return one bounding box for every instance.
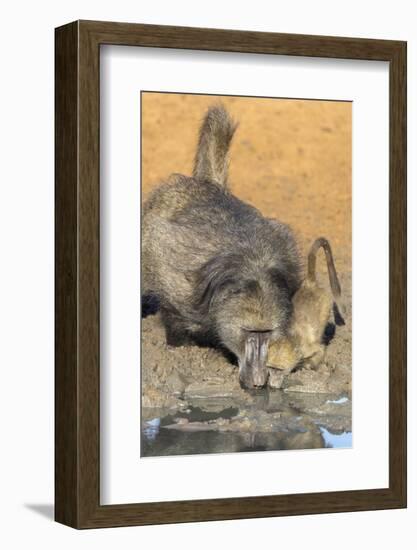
[267,237,345,378]
[142,105,301,388]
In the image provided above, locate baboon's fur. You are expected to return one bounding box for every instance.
[193,105,238,186]
[267,237,345,375]
[142,105,301,388]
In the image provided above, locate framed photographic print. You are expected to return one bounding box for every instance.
[55,20,407,528]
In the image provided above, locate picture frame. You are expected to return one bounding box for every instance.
[55,20,407,528]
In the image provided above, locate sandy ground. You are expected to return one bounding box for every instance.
[140,93,352,425]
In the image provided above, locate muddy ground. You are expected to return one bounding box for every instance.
[140,94,352,454]
[142,272,351,409]
[141,272,351,455]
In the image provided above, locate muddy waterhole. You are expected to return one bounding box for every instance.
[142,391,351,457]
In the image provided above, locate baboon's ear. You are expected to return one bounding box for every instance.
[193,254,239,313]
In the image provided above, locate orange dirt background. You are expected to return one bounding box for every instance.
[141,93,352,272]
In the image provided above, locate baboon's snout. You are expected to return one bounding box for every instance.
[239,330,271,389]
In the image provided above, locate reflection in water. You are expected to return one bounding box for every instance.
[143,418,160,441]
[325,396,349,405]
[319,426,352,448]
[141,390,352,457]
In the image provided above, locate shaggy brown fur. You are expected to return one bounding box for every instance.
[142,105,301,388]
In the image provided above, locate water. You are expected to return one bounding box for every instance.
[141,390,352,457]
[319,426,352,448]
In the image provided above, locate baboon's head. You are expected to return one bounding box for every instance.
[267,337,301,373]
[292,281,334,340]
[194,254,295,389]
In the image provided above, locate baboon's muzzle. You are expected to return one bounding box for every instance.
[239,330,271,389]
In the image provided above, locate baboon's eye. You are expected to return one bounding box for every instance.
[230,279,259,296]
[230,288,244,295]
[269,268,290,291]
[245,280,260,293]
[229,286,246,298]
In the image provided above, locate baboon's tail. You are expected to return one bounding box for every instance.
[307,238,341,298]
[308,238,345,325]
[193,105,238,186]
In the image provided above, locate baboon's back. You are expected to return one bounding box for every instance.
[142,104,300,330]
[142,175,299,320]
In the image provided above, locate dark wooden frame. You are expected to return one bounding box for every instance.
[55,20,407,529]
